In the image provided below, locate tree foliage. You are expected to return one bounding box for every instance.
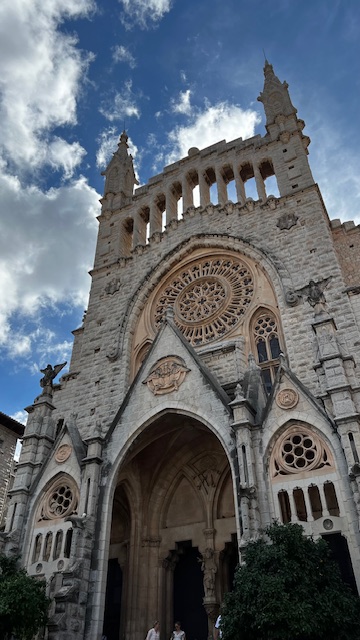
[221,522,360,640]
[0,554,50,640]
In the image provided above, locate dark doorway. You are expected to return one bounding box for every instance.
[173,542,208,640]
[103,558,122,640]
[322,532,358,594]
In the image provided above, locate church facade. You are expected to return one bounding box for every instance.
[3,62,360,640]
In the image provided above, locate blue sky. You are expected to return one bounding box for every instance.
[1,0,360,425]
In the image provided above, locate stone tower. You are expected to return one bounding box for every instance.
[3,63,360,640]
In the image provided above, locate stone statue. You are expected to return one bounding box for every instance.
[40,362,67,393]
[199,548,217,598]
[297,277,331,315]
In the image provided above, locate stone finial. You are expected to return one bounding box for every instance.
[257,61,297,126]
[101,129,139,201]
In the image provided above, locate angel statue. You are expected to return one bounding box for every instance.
[40,362,67,393]
[297,277,331,315]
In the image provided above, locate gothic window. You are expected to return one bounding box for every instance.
[37,475,79,523]
[32,533,42,563]
[324,481,340,517]
[293,488,307,521]
[271,426,332,478]
[278,490,291,524]
[252,310,281,393]
[53,530,63,560]
[308,485,323,520]
[271,425,340,526]
[152,255,254,346]
[43,532,53,561]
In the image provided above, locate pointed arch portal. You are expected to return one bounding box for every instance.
[103,413,238,640]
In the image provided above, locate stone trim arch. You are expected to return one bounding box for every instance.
[106,234,296,371]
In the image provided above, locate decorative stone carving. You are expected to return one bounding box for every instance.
[105,278,121,295]
[141,536,161,547]
[55,444,72,464]
[152,255,254,346]
[297,277,332,314]
[199,548,217,599]
[40,362,67,394]
[277,211,298,230]
[142,356,190,395]
[276,388,299,409]
[285,289,300,306]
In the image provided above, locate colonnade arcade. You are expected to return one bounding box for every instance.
[103,413,238,640]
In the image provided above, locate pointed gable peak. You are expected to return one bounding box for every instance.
[101,129,138,202]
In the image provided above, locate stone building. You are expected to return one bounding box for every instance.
[2,62,360,640]
[0,411,24,527]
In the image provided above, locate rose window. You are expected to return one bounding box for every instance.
[40,479,78,521]
[153,256,254,346]
[272,427,332,477]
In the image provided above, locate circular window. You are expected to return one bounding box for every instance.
[152,256,254,346]
[40,477,78,521]
[272,427,332,477]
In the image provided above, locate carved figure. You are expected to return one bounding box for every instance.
[40,362,67,391]
[297,277,331,314]
[199,548,217,598]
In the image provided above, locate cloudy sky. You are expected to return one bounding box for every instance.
[1,0,360,425]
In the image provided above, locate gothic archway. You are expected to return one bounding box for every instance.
[105,413,237,640]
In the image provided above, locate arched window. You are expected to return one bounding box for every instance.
[252,309,281,393]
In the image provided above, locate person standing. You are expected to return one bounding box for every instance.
[146,621,160,640]
[213,615,221,640]
[170,621,186,640]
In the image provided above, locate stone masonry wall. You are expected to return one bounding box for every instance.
[0,425,17,524]
[331,219,360,287]
[49,183,360,440]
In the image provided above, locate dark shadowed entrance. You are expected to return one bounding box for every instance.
[173,542,208,640]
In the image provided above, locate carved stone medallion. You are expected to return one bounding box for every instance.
[276,388,299,409]
[55,443,72,463]
[143,356,190,395]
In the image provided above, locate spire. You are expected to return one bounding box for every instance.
[101,129,139,204]
[257,61,297,127]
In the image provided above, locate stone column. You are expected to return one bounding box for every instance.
[215,167,227,205]
[165,185,177,224]
[253,165,266,201]
[199,172,210,207]
[182,175,193,211]
[234,170,246,205]
[230,388,258,542]
[150,197,162,236]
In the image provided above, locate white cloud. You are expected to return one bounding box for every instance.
[0,169,100,347]
[100,80,141,121]
[112,45,136,68]
[119,0,172,29]
[11,410,27,426]
[305,116,360,224]
[171,89,192,115]
[0,0,95,174]
[165,101,261,165]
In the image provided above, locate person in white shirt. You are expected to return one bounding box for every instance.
[146,621,160,640]
[170,621,186,640]
[213,615,222,640]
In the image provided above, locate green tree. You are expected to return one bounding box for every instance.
[221,522,360,640]
[0,554,50,640]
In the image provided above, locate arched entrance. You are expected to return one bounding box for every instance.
[103,413,238,640]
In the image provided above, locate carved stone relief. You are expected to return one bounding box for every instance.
[142,356,190,395]
[276,388,299,409]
